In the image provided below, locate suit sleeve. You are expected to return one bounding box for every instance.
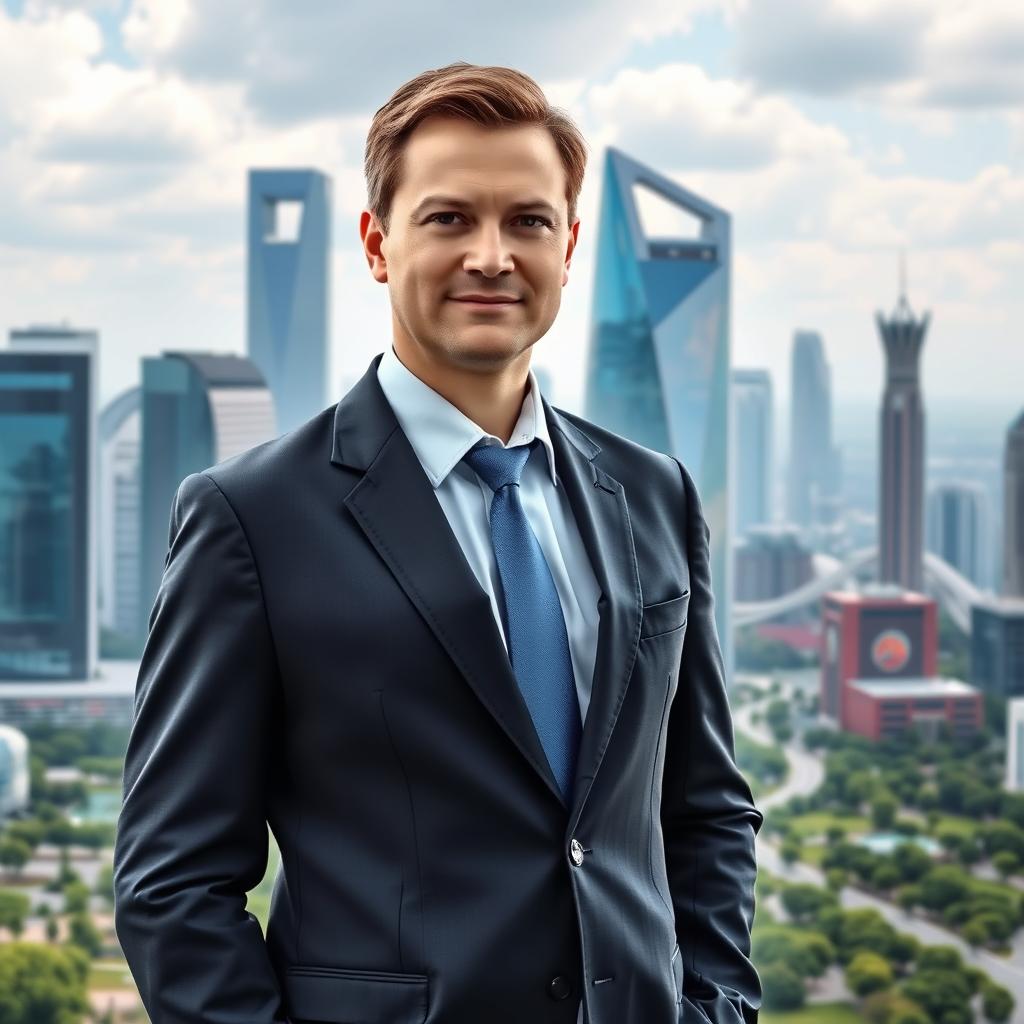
[661,458,764,1024]
[113,471,288,1024]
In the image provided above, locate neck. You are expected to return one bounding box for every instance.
[392,335,532,445]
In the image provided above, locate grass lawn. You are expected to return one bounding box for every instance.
[762,1002,865,1024]
[931,813,978,838]
[88,959,136,991]
[785,813,872,840]
[800,845,828,867]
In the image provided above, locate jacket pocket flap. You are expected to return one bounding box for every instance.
[640,591,689,639]
[284,965,428,1024]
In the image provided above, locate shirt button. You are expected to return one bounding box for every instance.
[569,838,584,866]
[548,975,572,1000]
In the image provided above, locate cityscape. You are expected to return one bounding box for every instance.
[2,3,1024,1023]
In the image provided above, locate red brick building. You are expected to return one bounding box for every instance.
[845,677,983,742]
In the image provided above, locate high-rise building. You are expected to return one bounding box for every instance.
[972,598,1024,697]
[1007,698,1024,792]
[0,724,29,817]
[139,353,276,639]
[1,326,98,680]
[583,148,733,675]
[876,284,930,591]
[1004,409,1024,598]
[733,368,773,535]
[787,330,841,529]
[247,169,332,435]
[733,524,812,603]
[926,481,987,586]
[99,387,141,649]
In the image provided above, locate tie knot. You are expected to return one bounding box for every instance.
[462,439,535,492]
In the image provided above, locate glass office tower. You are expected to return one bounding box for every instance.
[138,352,276,641]
[0,327,98,680]
[247,168,332,435]
[584,148,733,677]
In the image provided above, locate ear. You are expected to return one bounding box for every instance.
[563,217,580,286]
[359,209,388,284]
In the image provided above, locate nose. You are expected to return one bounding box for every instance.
[462,222,515,278]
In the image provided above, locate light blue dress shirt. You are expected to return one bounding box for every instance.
[376,344,600,1022]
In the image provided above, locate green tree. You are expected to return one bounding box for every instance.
[963,918,989,949]
[0,889,31,937]
[845,950,893,996]
[760,962,805,1011]
[0,838,32,877]
[871,794,899,830]
[779,884,837,923]
[0,941,90,1022]
[66,911,102,957]
[981,981,1015,1023]
[62,881,90,916]
[992,851,1020,879]
[780,838,801,864]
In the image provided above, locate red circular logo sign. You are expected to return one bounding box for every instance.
[872,629,911,673]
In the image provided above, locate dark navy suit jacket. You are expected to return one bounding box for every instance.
[113,353,763,1023]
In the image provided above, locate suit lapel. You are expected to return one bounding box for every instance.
[543,398,643,829]
[331,356,565,807]
[329,356,643,822]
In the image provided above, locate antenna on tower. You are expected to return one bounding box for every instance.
[899,248,907,302]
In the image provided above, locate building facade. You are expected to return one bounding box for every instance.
[734,524,813,603]
[926,480,987,586]
[99,387,141,648]
[844,677,983,743]
[1005,410,1024,598]
[788,330,840,529]
[139,353,276,639]
[247,168,331,436]
[820,586,938,726]
[733,368,773,536]
[1007,698,1024,792]
[583,147,733,675]
[0,724,30,817]
[972,599,1024,697]
[1,327,98,680]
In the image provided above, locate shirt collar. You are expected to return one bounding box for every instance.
[376,343,559,490]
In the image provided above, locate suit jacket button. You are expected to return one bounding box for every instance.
[569,838,584,866]
[548,975,572,1001]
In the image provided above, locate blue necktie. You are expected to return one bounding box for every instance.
[462,439,581,803]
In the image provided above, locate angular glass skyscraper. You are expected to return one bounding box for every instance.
[1,326,98,680]
[247,169,332,435]
[584,148,732,676]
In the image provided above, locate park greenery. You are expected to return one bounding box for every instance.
[754,875,1015,1023]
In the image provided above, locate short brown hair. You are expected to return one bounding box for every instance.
[364,61,588,234]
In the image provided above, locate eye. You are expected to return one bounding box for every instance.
[425,212,552,229]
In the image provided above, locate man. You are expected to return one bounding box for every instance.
[113,61,763,1024]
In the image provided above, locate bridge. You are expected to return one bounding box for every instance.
[734,547,984,633]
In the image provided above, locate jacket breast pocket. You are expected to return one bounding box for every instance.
[284,964,428,1024]
[640,590,689,640]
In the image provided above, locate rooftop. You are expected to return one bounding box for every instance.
[848,676,978,699]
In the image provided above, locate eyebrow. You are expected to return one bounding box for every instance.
[410,194,561,224]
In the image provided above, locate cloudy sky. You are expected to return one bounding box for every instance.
[1,0,1023,418]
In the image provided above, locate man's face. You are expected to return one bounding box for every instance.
[360,115,579,372]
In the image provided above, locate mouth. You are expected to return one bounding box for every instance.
[448,296,522,308]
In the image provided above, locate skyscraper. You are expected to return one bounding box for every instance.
[787,330,840,528]
[876,282,930,591]
[583,147,732,675]
[1,326,98,680]
[99,387,141,650]
[247,169,331,435]
[138,353,276,639]
[926,481,987,586]
[1005,409,1024,598]
[733,368,773,535]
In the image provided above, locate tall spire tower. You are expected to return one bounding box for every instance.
[876,256,930,590]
